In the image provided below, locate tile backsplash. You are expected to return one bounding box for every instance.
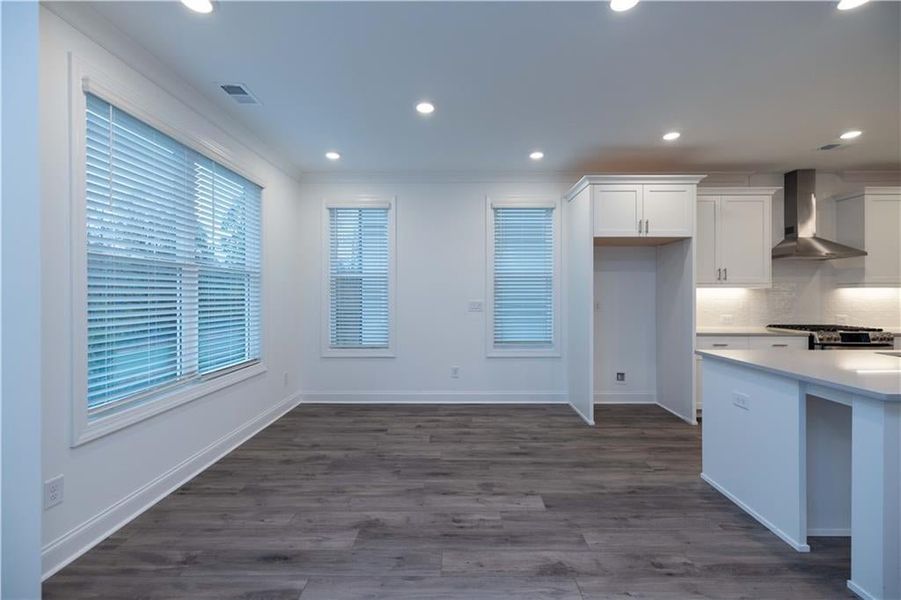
[697,262,901,329]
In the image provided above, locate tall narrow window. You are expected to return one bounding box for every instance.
[85,93,261,414]
[488,199,558,355]
[325,201,394,354]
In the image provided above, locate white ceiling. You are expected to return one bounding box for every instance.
[79,1,900,176]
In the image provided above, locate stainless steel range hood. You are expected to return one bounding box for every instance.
[771,169,867,260]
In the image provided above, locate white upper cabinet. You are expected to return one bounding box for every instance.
[696,198,718,285]
[589,177,700,239]
[696,187,778,288]
[833,187,901,286]
[592,184,642,237]
[642,184,694,237]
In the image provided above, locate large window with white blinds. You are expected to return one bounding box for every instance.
[85,92,262,414]
[487,199,559,356]
[323,200,395,356]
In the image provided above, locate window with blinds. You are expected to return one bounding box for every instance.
[85,93,261,413]
[491,205,555,348]
[327,206,390,349]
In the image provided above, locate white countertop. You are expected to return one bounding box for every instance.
[696,349,901,401]
[696,326,809,337]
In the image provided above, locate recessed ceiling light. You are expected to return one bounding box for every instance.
[325,151,341,161]
[416,101,435,115]
[837,0,869,10]
[529,151,544,161]
[662,131,681,141]
[610,0,639,12]
[839,129,863,140]
[181,0,213,14]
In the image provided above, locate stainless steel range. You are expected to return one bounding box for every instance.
[767,324,895,350]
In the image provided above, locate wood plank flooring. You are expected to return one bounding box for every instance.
[44,404,855,599]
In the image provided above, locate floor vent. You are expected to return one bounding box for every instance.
[219,83,260,105]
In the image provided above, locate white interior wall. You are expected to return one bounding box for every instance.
[697,172,901,328]
[40,7,305,578]
[593,246,657,403]
[296,177,568,402]
[1,3,43,597]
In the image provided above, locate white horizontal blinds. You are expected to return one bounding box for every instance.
[195,155,262,374]
[328,207,390,348]
[493,207,554,347]
[85,93,261,412]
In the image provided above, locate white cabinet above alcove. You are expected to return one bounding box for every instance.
[565,175,705,243]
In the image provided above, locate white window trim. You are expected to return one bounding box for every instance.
[320,196,397,358]
[69,54,266,447]
[485,195,562,358]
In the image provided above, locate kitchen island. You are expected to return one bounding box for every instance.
[697,349,900,600]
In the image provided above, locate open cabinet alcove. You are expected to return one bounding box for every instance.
[565,175,705,425]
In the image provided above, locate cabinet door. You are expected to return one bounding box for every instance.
[593,184,642,237]
[643,184,693,237]
[696,198,718,284]
[719,195,770,285]
[864,193,901,285]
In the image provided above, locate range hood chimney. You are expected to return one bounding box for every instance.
[771,169,867,260]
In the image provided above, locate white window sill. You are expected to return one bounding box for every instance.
[321,347,396,358]
[72,362,267,447]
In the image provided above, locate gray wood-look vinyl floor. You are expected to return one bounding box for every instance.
[44,405,854,599]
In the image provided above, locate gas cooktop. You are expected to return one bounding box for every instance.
[767,324,894,348]
[767,324,883,332]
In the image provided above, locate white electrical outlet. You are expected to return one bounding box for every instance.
[732,392,750,411]
[450,366,460,379]
[721,314,734,325]
[835,314,848,324]
[44,475,64,510]
[468,301,483,313]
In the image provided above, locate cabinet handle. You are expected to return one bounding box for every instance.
[645,219,649,234]
[712,343,729,347]
[716,268,722,281]
[723,267,728,281]
[638,219,643,234]
[772,343,788,348]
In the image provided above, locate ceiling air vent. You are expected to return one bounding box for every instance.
[219,83,260,105]
[818,143,842,151]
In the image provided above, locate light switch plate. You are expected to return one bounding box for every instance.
[468,301,483,313]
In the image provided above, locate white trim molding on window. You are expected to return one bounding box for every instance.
[486,196,562,357]
[320,197,397,358]
[70,55,266,446]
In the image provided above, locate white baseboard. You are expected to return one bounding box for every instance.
[568,400,594,426]
[847,579,877,600]
[808,528,851,537]
[300,391,568,404]
[594,392,655,404]
[700,472,810,553]
[656,400,697,425]
[41,392,302,580]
